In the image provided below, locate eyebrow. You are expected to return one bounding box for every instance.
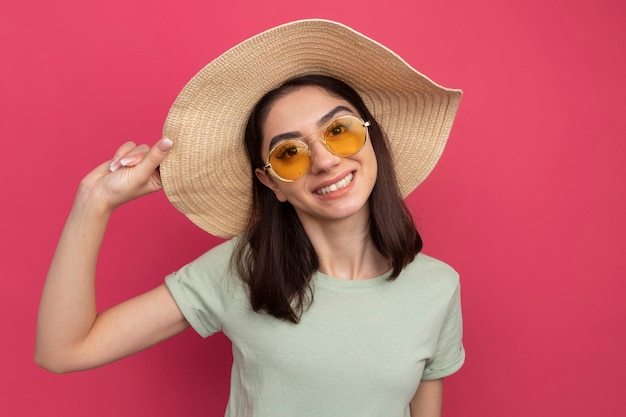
[268,105,355,150]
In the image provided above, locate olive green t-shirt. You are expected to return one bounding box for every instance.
[165,237,464,417]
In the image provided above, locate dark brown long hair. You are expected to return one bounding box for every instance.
[232,75,422,323]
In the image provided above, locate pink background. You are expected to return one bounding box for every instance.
[2,0,625,416]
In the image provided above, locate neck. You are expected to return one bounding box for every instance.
[299,212,391,280]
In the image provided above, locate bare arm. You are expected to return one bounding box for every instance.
[35,139,189,373]
[410,379,444,417]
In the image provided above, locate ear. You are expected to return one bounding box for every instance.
[255,168,288,202]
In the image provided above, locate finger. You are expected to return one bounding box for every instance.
[109,141,138,172]
[133,138,173,178]
[118,144,151,168]
[109,142,153,172]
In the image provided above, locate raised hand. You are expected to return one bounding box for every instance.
[79,138,173,211]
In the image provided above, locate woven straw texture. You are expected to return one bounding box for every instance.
[160,19,462,238]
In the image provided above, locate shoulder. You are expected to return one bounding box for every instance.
[165,236,242,290]
[400,252,460,293]
[181,236,240,270]
[408,253,458,277]
[165,236,248,305]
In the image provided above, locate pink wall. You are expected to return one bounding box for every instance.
[2,0,625,415]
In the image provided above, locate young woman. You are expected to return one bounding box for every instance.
[35,20,464,417]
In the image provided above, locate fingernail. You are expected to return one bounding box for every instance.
[109,157,121,172]
[158,138,173,152]
[120,156,137,167]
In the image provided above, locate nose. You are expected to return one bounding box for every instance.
[308,139,341,174]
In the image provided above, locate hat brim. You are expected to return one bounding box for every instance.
[160,19,462,238]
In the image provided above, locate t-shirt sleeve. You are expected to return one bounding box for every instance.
[165,238,238,338]
[421,279,465,380]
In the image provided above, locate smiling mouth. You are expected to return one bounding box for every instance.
[315,173,354,195]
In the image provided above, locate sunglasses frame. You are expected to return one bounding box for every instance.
[263,115,371,182]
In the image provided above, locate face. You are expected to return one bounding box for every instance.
[255,86,378,228]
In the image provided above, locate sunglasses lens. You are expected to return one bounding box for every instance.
[268,140,310,180]
[324,117,367,156]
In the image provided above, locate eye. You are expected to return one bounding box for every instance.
[329,126,345,136]
[273,141,307,160]
[326,119,352,139]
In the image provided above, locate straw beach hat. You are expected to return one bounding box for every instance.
[160,19,461,238]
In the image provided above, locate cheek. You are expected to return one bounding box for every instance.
[368,164,378,188]
[365,144,378,173]
[363,146,379,188]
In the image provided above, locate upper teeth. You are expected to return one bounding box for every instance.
[316,173,353,195]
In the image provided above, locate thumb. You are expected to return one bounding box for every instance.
[140,138,174,173]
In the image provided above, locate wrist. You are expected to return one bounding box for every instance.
[74,180,115,218]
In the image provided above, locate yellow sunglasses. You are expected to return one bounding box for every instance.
[263,115,370,182]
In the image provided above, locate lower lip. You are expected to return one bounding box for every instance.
[314,172,355,200]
